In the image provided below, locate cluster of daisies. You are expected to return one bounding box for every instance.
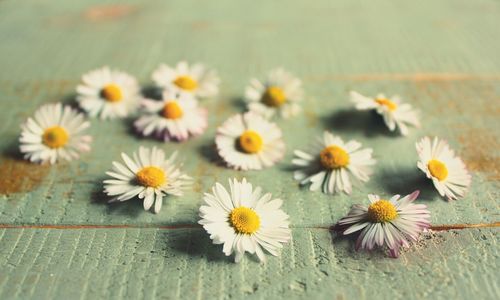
[18,62,472,262]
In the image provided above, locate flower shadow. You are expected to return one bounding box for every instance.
[375,168,438,201]
[90,177,144,217]
[141,85,163,100]
[167,227,232,262]
[197,143,226,167]
[321,109,399,138]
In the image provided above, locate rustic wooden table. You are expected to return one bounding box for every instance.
[0,0,498,299]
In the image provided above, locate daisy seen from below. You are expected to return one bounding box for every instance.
[134,90,207,142]
[292,131,375,194]
[152,61,220,98]
[19,103,92,164]
[199,178,291,263]
[76,66,141,120]
[335,191,431,258]
[103,147,192,214]
[416,136,471,200]
[215,113,285,170]
[245,68,304,119]
[350,91,420,136]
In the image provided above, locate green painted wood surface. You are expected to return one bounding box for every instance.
[0,0,498,299]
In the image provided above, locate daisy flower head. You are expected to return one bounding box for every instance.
[292,131,375,194]
[245,68,304,119]
[134,90,207,142]
[19,103,92,164]
[152,61,220,98]
[215,112,286,170]
[350,91,420,136]
[416,136,471,200]
[76,66,141,120]
[103,147,192,214]
[199,178,291,263]
[336,191,431,258]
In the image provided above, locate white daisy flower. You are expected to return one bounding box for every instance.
[152,61,220,98]
[103,147,192,214]
[350,91,420,136]
[416,136,471,200]
[292,131,376,194]
[76,66,141,120]
[19,103,92,164]
[245,68,303,119]
[134,90,207,142]
[215,113,285,170]
[336,191,431,258]
[199,178,291,263]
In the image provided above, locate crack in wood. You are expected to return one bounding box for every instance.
[0,222,498,230]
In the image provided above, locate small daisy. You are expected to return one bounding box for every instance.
[215,113,285,170]
[103,147,191,213]
[76,66,141,120]
[336,191,431,258]
[292,131,375,194]
[416,136,471,200]
[350,91,420,136]
[152,61,220,98]
[245,68,304,119]
[199,178,291,263]
[19,103,92,164]
[134,90,207,142]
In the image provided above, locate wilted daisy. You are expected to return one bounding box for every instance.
[19,103,92,164]
[103,147,191,214]
[336,191,431,258]
[350,91,420,136]
[292,131,375,194]
[152,61,220,98]
[416,136,471,200]
[215,113,285,170]
[134,90,207,142]
[76,66,141,120]
[199,178,291,263]
[245,68,303,119]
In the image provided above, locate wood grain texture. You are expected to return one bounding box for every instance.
[0,0,499,299]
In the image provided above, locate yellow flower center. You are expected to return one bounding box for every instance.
[319,146,350,169]
[42,126,69,149]
[238,130,263,154]
[136,166,166,188]
[229,207,260,234]
[427,159,448,181]
[173,75,198,91]
[101,84,123,102]
[375,98,397,111]
[262,86,286,107]
[367,200,398,223]
[161,101,183,119]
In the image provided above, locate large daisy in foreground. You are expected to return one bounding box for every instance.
[245,68,303,119]
[19,103,92,164]
[215,113,286,170]
[350,91,420,136]
[103,147,191,213]
[199,178,291,263]
[134,90,207,142]
[416,136,471,200]
[152,61,220,98]
[76,66,141,120]
[335,191,431,258]
[292,131,375,194]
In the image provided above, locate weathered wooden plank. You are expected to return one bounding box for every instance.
[0,228,497,299]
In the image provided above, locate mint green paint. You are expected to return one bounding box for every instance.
[0,0,498,299]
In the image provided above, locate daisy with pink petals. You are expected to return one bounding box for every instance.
[335,191,431,258]
[134,90,207,142]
